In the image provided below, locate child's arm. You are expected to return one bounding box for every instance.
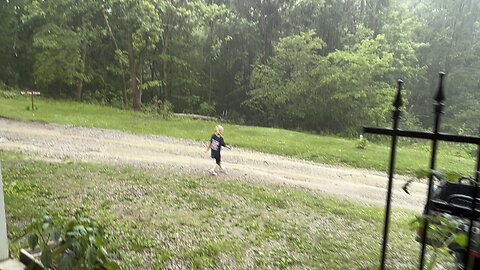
[205,142,212,153]
[221,138,231,150]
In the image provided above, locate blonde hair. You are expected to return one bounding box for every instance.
[215,125,224,136]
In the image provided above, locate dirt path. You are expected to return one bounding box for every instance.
[0,117,427,211]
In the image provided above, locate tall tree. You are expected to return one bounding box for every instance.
[154,0,196,102]
[412,0,480,130]
[0,0,22,86]
[212,14,259,118]
[21,0,83,96]
[195,2,232,103]
[69,0,104,100]
[106,0,162,110]
[230,0,288,63]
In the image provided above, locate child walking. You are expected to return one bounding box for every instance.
[205,125,231,175]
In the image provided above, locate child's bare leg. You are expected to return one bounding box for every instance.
[210,163,219,171]
[209,158,221,175]
[217,162,227,173]
[209,165,218,175]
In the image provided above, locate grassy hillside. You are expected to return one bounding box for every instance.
[1,150,451,269]
[0,95,476,176]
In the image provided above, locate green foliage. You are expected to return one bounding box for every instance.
[141,80,164,90]
[406,170,480,269]
[0,89,17,99]
[355,135,368,150]
[24,215,119,270]
[246,31,396,134]
[324,34,395,133]
[26,105,38,111]
[0,1,21,85]
[0,0,478,135]
[381,4,426,84]
[245,31,326,128]
[158,100,174,120]
[409,184,475,268]
[143,97,173,120]
[409,0,480,128]
[33,24,83,88]
[198,102,216,116]
[411,213,466,269]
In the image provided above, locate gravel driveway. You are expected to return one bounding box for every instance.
[0,117,427,211]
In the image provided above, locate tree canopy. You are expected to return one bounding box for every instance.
[1,0,479,135]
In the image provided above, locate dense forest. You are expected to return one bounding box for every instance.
[0,0,479,135]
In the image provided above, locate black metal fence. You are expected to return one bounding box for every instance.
[363,73,480,269]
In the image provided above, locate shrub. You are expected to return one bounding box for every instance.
[143,97,174,119]
[158,100,173,120]
[24,215,119,270]
[355,135,368,149]
[0,89,18,99]
[198,102,216,116]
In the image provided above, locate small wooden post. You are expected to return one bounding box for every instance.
[0,161,9,261]
[21,91,41,111]
[31,92,34,111]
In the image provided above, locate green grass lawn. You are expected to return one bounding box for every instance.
[0,95,476,176]
[1,150,452,269]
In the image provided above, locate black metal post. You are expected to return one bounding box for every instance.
[379,80,403,270]
[419,72,445,269]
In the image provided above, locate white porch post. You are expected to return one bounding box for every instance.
[0,161,9,261]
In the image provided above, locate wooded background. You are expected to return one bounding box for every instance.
[1,0,479,135]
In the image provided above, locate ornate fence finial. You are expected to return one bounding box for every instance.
[393,79,404,109]
[434,72,446,103]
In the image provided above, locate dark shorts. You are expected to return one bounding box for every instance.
[211,152,221,165]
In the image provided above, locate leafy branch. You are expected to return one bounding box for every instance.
[24,215,119,270]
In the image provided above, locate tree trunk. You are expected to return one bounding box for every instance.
[444,2,462,75]
[208,57,212,103]
[160,36,169,101]
[260,15,268,64]
[76,41,87,100]
[260,11,272,64]
[102,10,128,107]
[128,34,141,111]
[139,54,143,104]
[162,53,168,100]
[121,65,128,107]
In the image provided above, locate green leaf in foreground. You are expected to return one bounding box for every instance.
[57,255,74,270]
[40,246,52,268]
[27,234,38,250]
